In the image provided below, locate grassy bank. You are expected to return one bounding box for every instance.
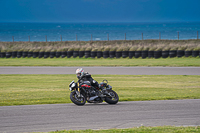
[48,126,200,133]
[1,40,200,52]
[1,74,200,106]
[0,57,200,66]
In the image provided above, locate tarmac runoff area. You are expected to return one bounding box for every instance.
[0,99,200,133]
[0,66,200,75]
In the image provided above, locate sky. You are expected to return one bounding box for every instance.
[0,0,200,23]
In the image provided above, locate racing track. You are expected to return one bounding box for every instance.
[1,100,200,133]
[0,67,200,133]
[0,66,200,75]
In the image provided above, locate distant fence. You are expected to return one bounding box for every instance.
[8,31,199,42]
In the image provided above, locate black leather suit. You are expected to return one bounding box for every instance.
[78,72,99,89]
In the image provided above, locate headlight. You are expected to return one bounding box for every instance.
[71,83,75,88]
[69,83,76,91]
[69,80,75,87]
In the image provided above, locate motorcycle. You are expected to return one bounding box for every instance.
[69,79,119,106]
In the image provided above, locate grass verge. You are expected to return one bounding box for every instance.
[0,74,200,106]
[0,57,200,66]
[47,126,200,133]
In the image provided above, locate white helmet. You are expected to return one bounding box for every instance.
[76,68,84,79]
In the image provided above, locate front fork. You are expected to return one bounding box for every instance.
[76,82,81,97]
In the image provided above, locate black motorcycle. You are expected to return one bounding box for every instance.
[69,79,119,106]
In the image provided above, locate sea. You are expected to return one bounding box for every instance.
[0,22,200,42]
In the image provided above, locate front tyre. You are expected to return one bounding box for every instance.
[70,91,86,106]
[105,90,119,104]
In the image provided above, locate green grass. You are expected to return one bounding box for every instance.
[1,40,200,53]
[0,57,200,66]
[47,126,200,133]
[1,74,200,106]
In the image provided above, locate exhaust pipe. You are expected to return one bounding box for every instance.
[88,96,98,101]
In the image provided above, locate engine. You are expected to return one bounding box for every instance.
[81,83,97,97]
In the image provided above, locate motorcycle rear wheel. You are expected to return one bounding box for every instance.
[70,91,86,106]
[105,90,119,104]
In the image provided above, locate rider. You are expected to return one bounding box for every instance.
[76,68,99,90]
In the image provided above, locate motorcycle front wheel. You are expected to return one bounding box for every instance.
[70,91,86,106]
[105,90,119,104]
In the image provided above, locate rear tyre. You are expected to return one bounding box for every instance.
[70,91,86,106]
[105,90,119,104]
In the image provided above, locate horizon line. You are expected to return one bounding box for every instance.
[1,21,200,24]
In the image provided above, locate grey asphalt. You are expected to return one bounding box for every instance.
[1,99,200,133]
[0,66,200,75]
